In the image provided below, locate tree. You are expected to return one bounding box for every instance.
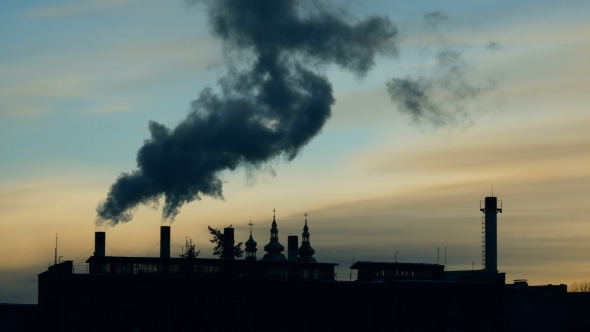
[208,225,244,259]
[179,237,200,259]
[179,237,200,275]
[570,281,590,292]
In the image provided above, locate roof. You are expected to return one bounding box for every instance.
[444,270,506,283]
[350,261,443,269]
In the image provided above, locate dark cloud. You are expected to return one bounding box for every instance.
[96,0,397,226]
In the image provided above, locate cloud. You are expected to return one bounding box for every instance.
[82,105,132,114]
[0,35,220,117]
[1,100,47,117]
[362,115,590,179]
[27,0,142,18]
[297,169,590,284]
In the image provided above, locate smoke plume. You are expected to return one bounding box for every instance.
[387,11,499,127]
[96,0,397,226]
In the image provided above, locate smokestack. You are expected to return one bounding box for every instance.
[223,227,234,260]
[288,236,298,262]
[94,231,105,258]
[160,226,170,259]
[481,196,502,274]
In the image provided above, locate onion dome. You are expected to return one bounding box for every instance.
[298,214,317,263]
[245,222,258,261]
[261,210,287,261]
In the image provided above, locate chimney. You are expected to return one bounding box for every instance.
[288,235,298,262]
[160,226,170,259]
[223,227,234,260]
[94,231,105,257]
[480,196,502,274]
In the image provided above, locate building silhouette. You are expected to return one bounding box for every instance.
[3,196,590,331]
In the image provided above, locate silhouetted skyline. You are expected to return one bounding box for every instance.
[1,0,590,304]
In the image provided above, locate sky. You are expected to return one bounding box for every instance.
[1,0,590,303]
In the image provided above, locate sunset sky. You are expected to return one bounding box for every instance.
[1,0,590,303]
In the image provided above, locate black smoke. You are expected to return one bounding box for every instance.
[96,0,397,226]
[387,11,499,127]
[387,50,484,127]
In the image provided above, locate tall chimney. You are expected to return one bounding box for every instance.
[223,227,234,260]
[94,232,105,257]
[481,196,502,274]
[160,226,170,259]
[288,236,298,262]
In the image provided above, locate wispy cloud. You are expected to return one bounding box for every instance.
[361,115,590,178]
[300,171,590,284]
[28,0,142,18]
[82,105,131,114]
[0,76,89,99]
[1,100,47,117]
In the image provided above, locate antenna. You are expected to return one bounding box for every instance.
[54,234,57,265]
[444,247,447,271]
[437,247,439,264]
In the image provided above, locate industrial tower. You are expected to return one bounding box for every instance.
[480,196,502,274]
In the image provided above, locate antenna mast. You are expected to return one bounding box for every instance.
[437,247,439,264]
[54,234,57,265]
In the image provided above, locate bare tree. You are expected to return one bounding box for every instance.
[569,281,590,292]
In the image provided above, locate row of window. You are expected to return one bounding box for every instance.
[90,262,334,280]
[372,269,436,278]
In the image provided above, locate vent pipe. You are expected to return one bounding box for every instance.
[480,196,502,274]
[223,227,234,260]
[288,236,298,262]
[160,226,170,259]
[94,232,105,258]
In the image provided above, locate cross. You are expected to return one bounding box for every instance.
[273,208,276,217]
[248,220,254,233]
